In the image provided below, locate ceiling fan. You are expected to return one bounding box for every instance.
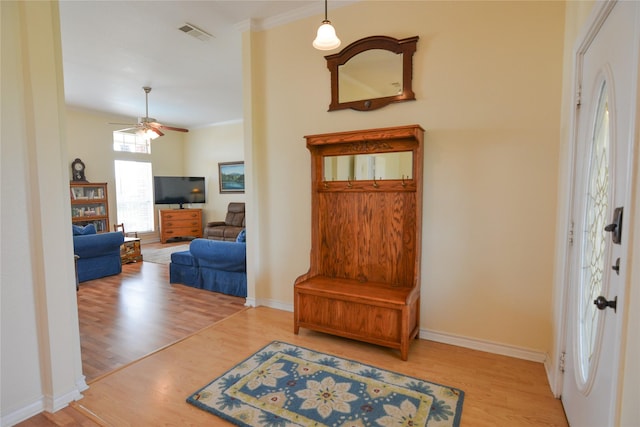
[110,86,188,139]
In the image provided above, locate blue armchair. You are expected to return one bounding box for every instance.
[72,225,124,282]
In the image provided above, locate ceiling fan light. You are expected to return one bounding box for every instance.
[313,20,341,50]
[145,128,163,140]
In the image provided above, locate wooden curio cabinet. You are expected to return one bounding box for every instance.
[70,182,110,232]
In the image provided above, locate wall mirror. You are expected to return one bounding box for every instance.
[323,151,413,181]
[325,35,419,111]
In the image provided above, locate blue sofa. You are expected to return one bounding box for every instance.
[169,232,246,297]
[72,224,124,282]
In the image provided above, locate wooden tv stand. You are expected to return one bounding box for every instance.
[294,125,424,360]
[159,209,202,243]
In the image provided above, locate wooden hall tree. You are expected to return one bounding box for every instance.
[294,125,424,360]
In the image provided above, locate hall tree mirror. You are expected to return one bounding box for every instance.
[325,35,419,111]
[323,151,413,181]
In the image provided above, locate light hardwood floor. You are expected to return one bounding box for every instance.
[18,251,568,426]
[77,244,248,382]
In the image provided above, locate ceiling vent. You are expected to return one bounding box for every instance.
[178,23,214,41]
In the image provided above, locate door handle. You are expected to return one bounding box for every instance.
[604,207,623,244]
[612,257,620,275]
[594,296,617,312]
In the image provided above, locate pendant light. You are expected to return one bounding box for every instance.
[313,0,341,51]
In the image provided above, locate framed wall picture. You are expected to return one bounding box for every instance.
[218,161,245,193]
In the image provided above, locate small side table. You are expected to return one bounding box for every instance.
[121,237,142,264]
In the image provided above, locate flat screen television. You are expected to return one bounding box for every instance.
[153,176,206,209]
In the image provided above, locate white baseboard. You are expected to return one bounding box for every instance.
[1,397,45,427]
[254,298,293,312]
[244,301,558,393]
[1,385,85,426]
[257,300,548,363]
[420,328,548,363]
[44,387,84,412]
[77,376,89,393]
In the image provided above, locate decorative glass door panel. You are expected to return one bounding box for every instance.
[578,80,609,389]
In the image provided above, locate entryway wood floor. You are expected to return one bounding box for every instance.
[18,247,568,426]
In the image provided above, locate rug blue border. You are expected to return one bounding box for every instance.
[187,340,465,427]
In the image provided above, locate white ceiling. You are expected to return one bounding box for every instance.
[59,1,352,131]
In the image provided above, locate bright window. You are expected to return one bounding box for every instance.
[114,160,154,233]
[113,131,151,154]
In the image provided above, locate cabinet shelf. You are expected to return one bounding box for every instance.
[71,198,107,204]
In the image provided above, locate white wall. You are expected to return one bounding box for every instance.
[1,2,85,425]
[246,1,565,356]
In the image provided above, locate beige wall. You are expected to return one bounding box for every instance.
[247,1,565,355]
[65,108,185,238]
[65,109,244,238]
[184,122,245,224]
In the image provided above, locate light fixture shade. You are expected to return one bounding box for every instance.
[313,20,341,50]
[143,127,163,140]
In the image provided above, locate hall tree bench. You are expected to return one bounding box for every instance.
[294,125,424,360]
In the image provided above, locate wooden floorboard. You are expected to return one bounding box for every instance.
[17,241,247,427]
[30,307,567,426]
[18,245,568,426]
[76,245,247,383]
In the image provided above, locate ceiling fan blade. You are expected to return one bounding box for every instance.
[110,88,187,138]
[116,127,140,133]
[158,124,189,133]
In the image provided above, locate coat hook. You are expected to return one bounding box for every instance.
[373,177,379,188]
[347,177,353,188]
[401,175,406,187]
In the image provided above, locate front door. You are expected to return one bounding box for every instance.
[561,1,638,426]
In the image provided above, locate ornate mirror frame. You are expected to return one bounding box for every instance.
[325,35,419,112]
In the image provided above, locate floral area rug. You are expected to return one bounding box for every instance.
[187,341,464,427]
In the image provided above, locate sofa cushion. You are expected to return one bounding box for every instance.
[72,223,97,235]
[189,239,246,272]
[171,250,196,266]
[236,228,246,243]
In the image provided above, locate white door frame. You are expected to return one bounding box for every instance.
[551,0,639,418]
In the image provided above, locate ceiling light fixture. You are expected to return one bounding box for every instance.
[143,127,163,140]
[313,0,341,51]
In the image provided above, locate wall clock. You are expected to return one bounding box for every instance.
[71,158,87,182]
